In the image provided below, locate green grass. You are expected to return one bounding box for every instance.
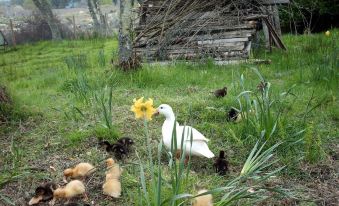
[0,31,338,205]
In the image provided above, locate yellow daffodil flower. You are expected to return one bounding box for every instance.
[131,97,156,121]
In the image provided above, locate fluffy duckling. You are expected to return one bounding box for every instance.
[213,151,229,176]
[111,143,128,160]
[50,180,86,206]
[227,108,255,123]
[28,182,57,205]
[211,87,227,98]
[63,163,95,183]
[100,141,128,160]
[117,137,134,152]
[192,189,213,206]
[103,158,123,198]
[227,108,242,123]
[105,158,116,169]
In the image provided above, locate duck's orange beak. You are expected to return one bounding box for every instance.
[153,109,160,116]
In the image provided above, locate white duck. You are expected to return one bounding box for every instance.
[154,104,214,159]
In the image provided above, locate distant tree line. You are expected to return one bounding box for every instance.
[280,0,339,33]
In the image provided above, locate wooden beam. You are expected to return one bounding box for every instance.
[262,17,286,50]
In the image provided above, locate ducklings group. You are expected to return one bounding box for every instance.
[29,159,123,205]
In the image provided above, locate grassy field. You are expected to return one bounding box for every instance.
[0,31,338,206]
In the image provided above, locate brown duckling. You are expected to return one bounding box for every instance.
[211,87,227,98]
[117,137,134,152]
[28,182,57,205]
[213,150,229,176]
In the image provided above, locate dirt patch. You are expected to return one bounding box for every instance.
[297,160,339,205]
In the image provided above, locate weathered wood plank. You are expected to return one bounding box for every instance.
[134,44,247,54]
[198,38,248,45]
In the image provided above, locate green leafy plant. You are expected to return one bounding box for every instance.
[94,86,113,128]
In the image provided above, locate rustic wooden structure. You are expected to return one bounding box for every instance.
[0,30,8,51]
[133,0,289,62]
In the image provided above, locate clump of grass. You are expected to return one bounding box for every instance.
[93,125,120,141]
[304,122,325,163]
[0,86,13,124]
[0,86,28,126]
[309,47,338,89]
[66,129,91,143]
[63,54,92,103]
[236,68,303,143]
[62,53,120,139]
[98,49,106,67]
[0,137,32,205]
[236,68,278,141]
[64,54,88,71]
[61,105,85,122]
[91,85,121,140]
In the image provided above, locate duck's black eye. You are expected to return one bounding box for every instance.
[160,107,163,109]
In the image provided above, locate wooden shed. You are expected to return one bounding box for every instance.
[133,0,289,62]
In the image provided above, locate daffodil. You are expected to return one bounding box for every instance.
[325,30,330,36]
[131,97,156,121]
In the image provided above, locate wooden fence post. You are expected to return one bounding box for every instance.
[272,5,282,37]
[73,15,76,39]
[9,19,16,48]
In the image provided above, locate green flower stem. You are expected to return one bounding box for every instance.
[144,118,154,168]
[143,118,157,205]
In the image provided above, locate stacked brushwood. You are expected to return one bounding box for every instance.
[133,0,269,61]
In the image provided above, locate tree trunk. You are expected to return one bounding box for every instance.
[32,0,61,40]
[87,0,100,30]
[118,0,133,64]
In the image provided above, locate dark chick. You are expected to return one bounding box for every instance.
[99,140,129,160]
[117,137,134,152]
[28,182,57,205]
[227,108,241,123]
[212,86,227,98]
[213,151,229,176]
[111,143,128,160]
[99,140,114,152]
